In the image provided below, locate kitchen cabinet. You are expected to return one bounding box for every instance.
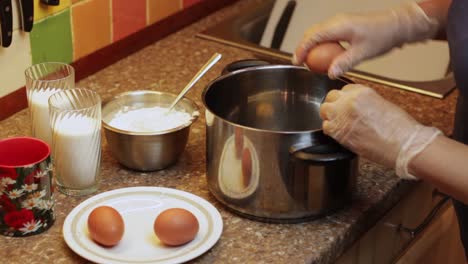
[396,204,465,263]
[336,182,465,264]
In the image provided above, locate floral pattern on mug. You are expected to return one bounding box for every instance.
[0,157,55,237]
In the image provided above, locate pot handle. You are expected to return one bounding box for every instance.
[221,59,271,75]
[289,135,355,164]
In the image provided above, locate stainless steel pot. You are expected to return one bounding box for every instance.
[202,60,358,223]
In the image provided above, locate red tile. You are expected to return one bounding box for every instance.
[112,0,146,42]
[183,0,202,8]
[147,0,182,25]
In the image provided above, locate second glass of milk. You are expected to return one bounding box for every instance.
[25,62,75,147]
[49,88,101,196]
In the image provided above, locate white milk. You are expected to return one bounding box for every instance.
[108,107,192,132]
[53,115,101,189]
[29,88,60,146]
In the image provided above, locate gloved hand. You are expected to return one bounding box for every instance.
[320,85,442,179]
[293,2,439,79]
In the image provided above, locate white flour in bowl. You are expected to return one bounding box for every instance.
[108,107,192,132]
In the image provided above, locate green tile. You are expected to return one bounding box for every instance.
[30,9,73,64]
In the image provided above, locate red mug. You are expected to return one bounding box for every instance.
[0,137,55,237]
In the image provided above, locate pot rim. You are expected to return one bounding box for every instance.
[202,64,344,135]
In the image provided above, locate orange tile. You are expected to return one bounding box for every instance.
[183,0,202,8]
[72,0,111,59]
[112,0,146,42]
[147,0,182,25]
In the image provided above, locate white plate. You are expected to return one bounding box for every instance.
[63,187,223,264]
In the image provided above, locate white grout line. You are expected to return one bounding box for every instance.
[70,4,75,60]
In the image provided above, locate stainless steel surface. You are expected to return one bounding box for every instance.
[203,64,357,222]
[196,0,455,99]
[168,53,222,112]
[102,90,199,171]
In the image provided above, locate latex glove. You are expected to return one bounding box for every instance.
[293,2,439,79]
[320,85,442,179]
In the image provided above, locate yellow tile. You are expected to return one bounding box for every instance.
[34,0,71,21]
[147,0,182,25]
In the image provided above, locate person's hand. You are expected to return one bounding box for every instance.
[293,2,439,79]
[320,85,441,179]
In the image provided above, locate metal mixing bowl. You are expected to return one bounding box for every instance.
[102,90,199,171]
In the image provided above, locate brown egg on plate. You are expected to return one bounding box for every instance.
[241,148,252,189]
[305,42,346,74]
[87,206,125,247]
[154,208,199,246]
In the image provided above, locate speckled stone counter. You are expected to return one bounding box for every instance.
[0,0,457,263]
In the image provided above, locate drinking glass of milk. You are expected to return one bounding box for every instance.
[49,88,101,196]
[25,62,75,147]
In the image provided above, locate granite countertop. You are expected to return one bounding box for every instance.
[0,0,457,263]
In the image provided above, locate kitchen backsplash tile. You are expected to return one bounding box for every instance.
[0,31,32,98]
[147,0,182,25]
[0,0,206,98]
[30,9,73,64]
[112,0,146,42]
[183,0,202,7]
[34,0,72,21]
[72,0,112,60]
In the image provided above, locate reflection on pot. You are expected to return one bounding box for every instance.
[218,134,259,201]
[234,127,243,159]
[255,102,274,118]
[205,110,215,127]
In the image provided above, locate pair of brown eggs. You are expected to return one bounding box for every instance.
[87,206,199,247]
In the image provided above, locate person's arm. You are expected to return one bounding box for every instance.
[419,0,451,29]
[410,135,468,203]
[319,85,468,201]
[419,0,452,39]
[293,0,450,79]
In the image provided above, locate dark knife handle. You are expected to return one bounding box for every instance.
[18,0,33,32]
[0,0,13,47]
[40,0,59,6]
[271,0,296,49]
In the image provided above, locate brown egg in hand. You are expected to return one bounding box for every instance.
[305,42,346,74]
[154,208,199,246]
[87,206,125,247]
